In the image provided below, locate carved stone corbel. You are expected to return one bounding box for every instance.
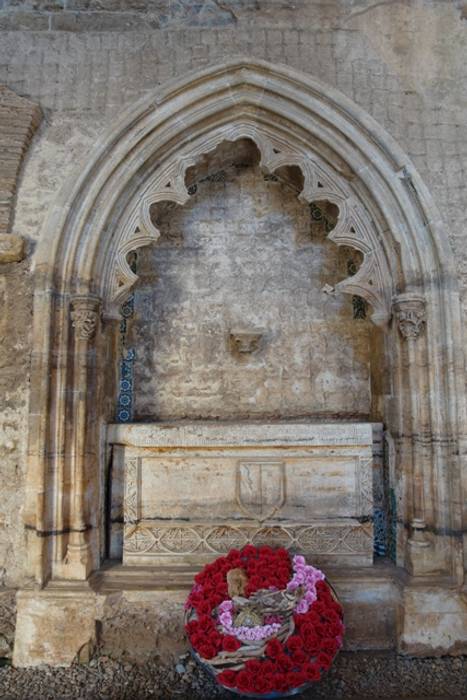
[70,295,100,340]
[393,293,426,340]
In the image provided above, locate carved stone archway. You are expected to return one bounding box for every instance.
[17,59,466,664]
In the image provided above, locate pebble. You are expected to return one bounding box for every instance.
[0,651,465,699]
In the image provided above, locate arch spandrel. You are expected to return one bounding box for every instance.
[27,58,465,589]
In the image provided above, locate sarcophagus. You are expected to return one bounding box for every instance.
[107,422,375,567]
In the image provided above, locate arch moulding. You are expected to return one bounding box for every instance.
[16,58,467,665]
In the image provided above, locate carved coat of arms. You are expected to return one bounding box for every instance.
[236,461,286,523]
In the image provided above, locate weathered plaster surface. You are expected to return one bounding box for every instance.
[131,158,371,420]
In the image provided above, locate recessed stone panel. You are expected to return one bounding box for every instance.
[108,421,374,567]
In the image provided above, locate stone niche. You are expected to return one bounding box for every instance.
[110,138,380,566]
[126,139,373,422]
[107,421,375,568]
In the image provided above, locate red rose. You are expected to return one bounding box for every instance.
[265,638,283,659]
[330,600,343,616]
[241,544,257,558]
[208,594,223,608]
[312,601,327,616]
[212,572,224,586]
[277,654,294,672]
[300,623,317,641]
[198,643,217,659]
[188,592,203,607]
[303,662,321,681]
[189,633,205,651]
[322,608,340,623]
[259,545,274,556]
[195,600,212,616]
[208,631,223,650]
[316,580,327,593]
[261,659,275,674]
[274,673,291,692]
[305,610,321,625]
[321,637,339,655]
[303,636,320,655]
[287,671,307,688]
[198,615,214,632]
[217,669,237,688]
[185,620,199,635]
[285,635,303,653]
[236,670,255,693]
[261,673,276,692]
[278,565,291,579]
[314,622,329,638]
[291,649,307,665]
[227,556,242,569]
[244,659,262,674]
[254,675,270,694]
[317,651,333,670]
[248,575,262,590]
[276,547,289,559]
[222,635,242,652]
[328,621,344,638]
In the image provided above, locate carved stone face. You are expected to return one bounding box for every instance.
[229,330,263,354]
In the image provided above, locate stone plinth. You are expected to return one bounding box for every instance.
[107,422,374,568]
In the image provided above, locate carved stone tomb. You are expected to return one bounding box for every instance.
[108,422,374,568]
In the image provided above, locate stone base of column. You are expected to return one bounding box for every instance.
[398,584,467,655]
[13,589,98,667]
[56,539,93,580]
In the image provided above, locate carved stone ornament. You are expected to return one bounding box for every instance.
[393,293,426,340]
[102,118,394,325]
[70,296,101,340]
[230,329,263,354]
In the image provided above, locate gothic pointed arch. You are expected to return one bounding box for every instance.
[26,59,465,592]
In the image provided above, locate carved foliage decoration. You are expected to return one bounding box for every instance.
[103,122,393,326]
[123,522,373,558]
[393,293,426,339]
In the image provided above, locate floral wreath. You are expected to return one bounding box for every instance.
[184,545,344,696]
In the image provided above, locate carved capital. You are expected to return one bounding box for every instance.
[70,295,101,340]
[393,293,426,340]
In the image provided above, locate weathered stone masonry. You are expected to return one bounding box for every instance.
[0,0,466,665]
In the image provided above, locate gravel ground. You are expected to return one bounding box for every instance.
[0,651,465,699]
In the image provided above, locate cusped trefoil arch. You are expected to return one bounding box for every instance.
[101,120,394,326]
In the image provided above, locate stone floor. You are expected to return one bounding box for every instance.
[0,651,466,699]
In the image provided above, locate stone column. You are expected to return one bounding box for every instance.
[63,294,100,579]
[393,293,431,570]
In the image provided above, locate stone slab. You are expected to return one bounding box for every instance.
[13,590,97,667]
[107,421,374,448]
[108,421,374,567]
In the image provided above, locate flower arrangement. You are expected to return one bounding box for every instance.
[184,545,344,697]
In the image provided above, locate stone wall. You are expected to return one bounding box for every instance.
[130,141,371,421]
[0,0,467,592]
